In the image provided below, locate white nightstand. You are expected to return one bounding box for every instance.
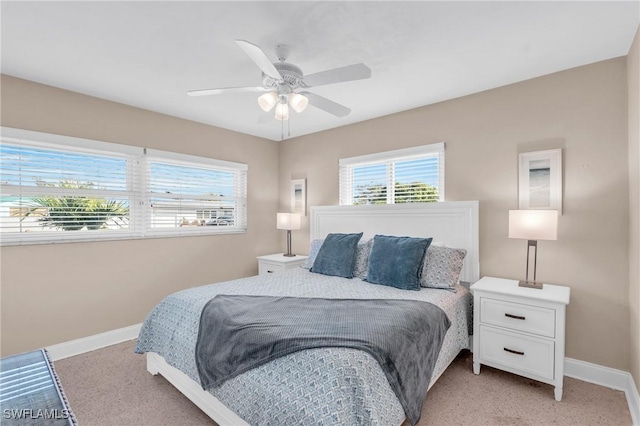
[257,253,308,275]
[471,276,570,401]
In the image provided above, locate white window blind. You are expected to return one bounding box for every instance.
[339,143,444,205]
[0,127,247,245]
[144,149,247,236]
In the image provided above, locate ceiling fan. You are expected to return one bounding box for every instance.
[187,40,372,121]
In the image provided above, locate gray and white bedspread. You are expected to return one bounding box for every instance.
[196,295,450,425]
[135,267,472,426]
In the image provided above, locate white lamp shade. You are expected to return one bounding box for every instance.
[509,210,558,241]
[258,92,278,112]
[275,102,290,121]
[289,93,309,113]
[277,212,301,230]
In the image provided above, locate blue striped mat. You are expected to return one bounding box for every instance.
[0,349,77,425]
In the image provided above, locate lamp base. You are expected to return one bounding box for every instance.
[283,229,296,257]
[518,280,543,290]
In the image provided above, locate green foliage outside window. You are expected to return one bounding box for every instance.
[353,181,439,205]
[22,180,129,231]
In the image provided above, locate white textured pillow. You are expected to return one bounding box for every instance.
[420,245,467,291]
[353,239,374,279]
[302,239,324,269]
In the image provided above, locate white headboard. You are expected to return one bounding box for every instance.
[310,201,479,283]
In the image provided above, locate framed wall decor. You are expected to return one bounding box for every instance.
[291,179,306,216]
[518,149,562,214]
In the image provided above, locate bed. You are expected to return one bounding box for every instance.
[135,201,479,425]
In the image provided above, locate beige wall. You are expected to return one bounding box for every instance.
[0,75,280,356]
[628,26,640,389]
[279,58,631,370]
[1,52,635,374]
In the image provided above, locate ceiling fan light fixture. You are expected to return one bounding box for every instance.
[289,93,309,113]
[275,101,290,121]
[258,92,278,112]
[188,40,372,123]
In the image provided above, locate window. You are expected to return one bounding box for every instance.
[0,127,247,245]
[339,143,444,205]
[144,150,247,235]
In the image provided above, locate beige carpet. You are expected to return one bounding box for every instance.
[53,340,632,426]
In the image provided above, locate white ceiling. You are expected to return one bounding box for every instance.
[1,1,639,141]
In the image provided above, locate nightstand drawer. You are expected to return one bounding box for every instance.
[258,262,285,275]
[479,325,554,380]
[480,298,556,338]
[257,254,308,276]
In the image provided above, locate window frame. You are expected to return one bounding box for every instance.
[142,148,248,238]
[0,127,247,246]
[339,142,445,206]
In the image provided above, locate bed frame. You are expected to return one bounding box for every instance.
[147,201,480,425]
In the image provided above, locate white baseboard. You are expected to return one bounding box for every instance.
[565,357,640,425]
[46,323,141,361]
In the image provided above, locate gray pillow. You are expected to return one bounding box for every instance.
[311,232,363,278]
[365,235,432,290]
[420,246,467,291]
[302,239,324,269]
[353,238,374,279]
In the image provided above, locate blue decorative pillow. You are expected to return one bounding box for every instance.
[311,232,363,278]
[304,238,372,277]
[365,235,433,290]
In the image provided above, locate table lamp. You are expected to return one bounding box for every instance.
[508,210,558,289]
[277,212,301,257]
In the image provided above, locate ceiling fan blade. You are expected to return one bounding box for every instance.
[187,86,268,97]
[300,91,351,117]
[302,63,371,88]
[235,40,283,82]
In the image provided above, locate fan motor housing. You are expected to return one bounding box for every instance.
[263,62,303,89]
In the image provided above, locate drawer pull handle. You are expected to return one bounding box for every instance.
[503,347,525,356]
[267,270,274,273]
[505,313,525,320]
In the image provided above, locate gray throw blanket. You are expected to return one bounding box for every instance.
[195,295,451,425]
